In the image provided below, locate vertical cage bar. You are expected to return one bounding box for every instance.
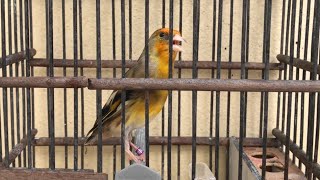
[215,0,223,178]
[177,0,182,178]
[167,0,174,178]
[45,1,49,168]
[261,0,272,178]
[176,1,183,179]
[292,0,303,164]
[314,47,320,180]
[61,0,68,169]
[226,0,233,179]
[239,0,248,179]
[129,0,132,60]
[162,0,165,28]
[79,0,85,170]
[96,0,102,173]
[120,0,126,169]
[281,0,292,135]
[111,0,116,77]
[111,0,117,177]
[1,0,9,166]
[161,0,165,177]
[24,0,32,169]
[144,0,150,167]
[29,0,35,168]
[243,0,250,138]
[306,0,320,178]
[299,0,311,169]
[276,0,286,130]
[19,0,26,167]
[47,0,55,170]
[72,0,79,171]
[161,108,165,178]
[8,0,16,167]
[284,0,296,179]
[13,0,22,167]
[191,0,200,179]
[259,0,265,139]
[209,0,216,172]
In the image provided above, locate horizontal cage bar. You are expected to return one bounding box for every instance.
[33,137,280,147]
[30,58,284,70]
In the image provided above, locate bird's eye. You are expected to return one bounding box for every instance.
[159,32,165,38]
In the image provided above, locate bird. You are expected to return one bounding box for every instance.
[85,28,185,163]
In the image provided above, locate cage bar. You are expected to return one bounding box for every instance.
[96,0,102,173]
[72,0,79,171]
[120,0,126,169]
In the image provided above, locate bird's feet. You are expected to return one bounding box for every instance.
[126,149,145,163]
[126,142,145,163]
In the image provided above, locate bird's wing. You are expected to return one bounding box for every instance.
[86,89,136,136]
[85,59,146,144]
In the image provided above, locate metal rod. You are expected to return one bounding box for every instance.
[209,0,216,172]
[215,0,223,179]
[111,0,117,176]
[177,0,183,178]
[292,0,303,165]
[162,0,165,28]
[47,0,55,170]
[129,0,132,61]
[2,129,38,167]
[0,77,319,92]
[0,49,36,68]
[33,137,280,147]
[191,0,200,178]
[29,0,35,168]
[72,0,79,171]
[24,0,32,169]
[13,0,21,167]
[284,0,296,179]
[1,0,9,166]
[272,129,320,179]
[239,0,249,178]
[0,77,88,88]
[306,0,320,178]
[226,0,233,179]
[144,0,150,167]
[277,54,320,74]
[61,0,68,169]
[120,0,126,169]
[19,0,26,167]
[243,0,251,138]
[167,0,174,178]
[276,0,286,133]
[79,0,85,170]
[95,0,102,173]
[111,0,116,77]
[8,0,16,167]
[299,0,311,170]
[29,58,283,70]
[87,78,320,92]
[261,0,272,179]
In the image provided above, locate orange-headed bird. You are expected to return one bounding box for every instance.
[85,28,185,163]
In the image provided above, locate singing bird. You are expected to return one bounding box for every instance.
[85,28,185,163]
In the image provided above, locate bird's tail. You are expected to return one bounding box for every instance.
[84,130,97,145]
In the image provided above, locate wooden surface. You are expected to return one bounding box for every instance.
[0,168,107,180]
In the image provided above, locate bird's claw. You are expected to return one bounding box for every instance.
[127,142,145,163]
[127,153,145,163]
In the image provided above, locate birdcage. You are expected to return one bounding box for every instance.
[0,0,320,180]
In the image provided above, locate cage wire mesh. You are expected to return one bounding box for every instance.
[0,0,320,180]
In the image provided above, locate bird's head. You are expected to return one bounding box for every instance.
[147,28,185,62]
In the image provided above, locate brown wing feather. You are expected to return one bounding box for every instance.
[85,46,155,145]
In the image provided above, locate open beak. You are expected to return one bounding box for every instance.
[172,34,186,52]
